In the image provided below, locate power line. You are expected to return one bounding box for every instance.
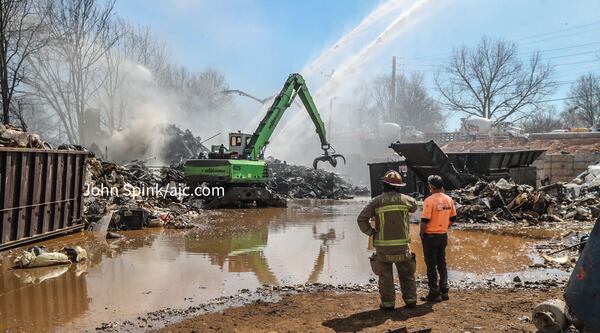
[536,92,600,104]
[555,66,600,74]
[390,59,600,74]
[398,20,600,63]
[519,41,600,56]
[545,50,599,60]
[401,42,600,65]
[421,78,581,91]
[554,59,600,67]
[515,20,600,42]
[520,27,600,46]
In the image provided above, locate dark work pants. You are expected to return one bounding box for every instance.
[372,255,417,307]
[421,233,448,294]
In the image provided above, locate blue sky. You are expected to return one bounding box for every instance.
[116,0,600,130]
[115,0,380,94]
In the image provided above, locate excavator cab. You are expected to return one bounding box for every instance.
[313,144,346,169]
[208,132,254,159]
[228,131,253,157]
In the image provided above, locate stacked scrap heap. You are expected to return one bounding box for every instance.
[452,174,600,224]
[266,159,369,199]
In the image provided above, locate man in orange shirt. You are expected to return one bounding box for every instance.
[420,175,456,302]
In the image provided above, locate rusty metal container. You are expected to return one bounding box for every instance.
[389,141,545,191]
[367,161,421,197]
[389,141,466,190]
[0,148,87,250]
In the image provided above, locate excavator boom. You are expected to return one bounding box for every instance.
[243,73,345,169]
[184,73,345,208]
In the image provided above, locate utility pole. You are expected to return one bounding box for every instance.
[390,56,397,123]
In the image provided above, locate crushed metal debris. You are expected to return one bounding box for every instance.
[84,157,198,232]
[160,124,209,165]
[452,172,600,224]
[266,158,369,199]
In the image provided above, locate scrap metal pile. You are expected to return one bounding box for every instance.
[266,159,369,199]
[160,124,209,165]
[84,157,198,231]
[452,174,600,224]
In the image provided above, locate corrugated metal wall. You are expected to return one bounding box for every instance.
[0,148,87,250]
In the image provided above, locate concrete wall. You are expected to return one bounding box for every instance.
[533,153,600,184]
[528,132,600,140]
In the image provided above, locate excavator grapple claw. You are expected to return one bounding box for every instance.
[313,153,346,169]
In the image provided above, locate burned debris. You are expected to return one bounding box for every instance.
[84,157,198,232]
[160,124,209,165]
[266,159,369,199]
[452,170,600,224]
[387,140,600,225]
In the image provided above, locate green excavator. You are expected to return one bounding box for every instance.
[184,73,345,208]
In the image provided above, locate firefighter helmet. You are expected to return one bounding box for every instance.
[382,170,405,187]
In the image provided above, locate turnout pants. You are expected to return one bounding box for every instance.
[421,233,448,294]
[371,254,417,307]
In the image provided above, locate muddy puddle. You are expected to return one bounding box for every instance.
[0,199,566,332]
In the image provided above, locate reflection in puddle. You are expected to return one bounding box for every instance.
[0,199,559,332]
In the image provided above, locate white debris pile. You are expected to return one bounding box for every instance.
[0,124,49,148]
[14,246,87,268]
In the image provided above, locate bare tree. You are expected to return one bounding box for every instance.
[29,0,117,144]
[518,105,564,133]
[436,36,555,123]
[156,65,233,122]
[0,0,49,125]
[157,62,190,91]
[122,22,168,74]
[98,19,168,134]
[351,85,380,135]
[372,72,445,132]
[179,69,232,129]
[566,73,600,127]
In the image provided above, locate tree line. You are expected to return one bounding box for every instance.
[0,0,233,145]
[365,36,600,134]
[2,1,599,142]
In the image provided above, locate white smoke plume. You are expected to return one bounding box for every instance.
[246,0,437,184]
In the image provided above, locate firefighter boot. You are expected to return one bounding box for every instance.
[421,289,442,302]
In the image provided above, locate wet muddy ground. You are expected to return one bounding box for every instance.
[155,287,565,333]
[0,198,584,332]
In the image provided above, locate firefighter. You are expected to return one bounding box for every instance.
[357,170,418,310]
[420,175,456,302]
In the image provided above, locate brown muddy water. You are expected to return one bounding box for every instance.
[0,199,565,332]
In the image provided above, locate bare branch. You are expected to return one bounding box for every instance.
[0,0,51,125]
[566,73,600,127]
[373,72,445,132]
[436,36,555,124]
[29,0,117,143]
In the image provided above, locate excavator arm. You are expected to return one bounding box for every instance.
[243,73,345,169]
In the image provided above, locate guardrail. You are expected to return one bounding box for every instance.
[424,132,466,142]
[528,132,600,140]
[426,131,600,143]
[424,132,513,143]
[0,148,87,250]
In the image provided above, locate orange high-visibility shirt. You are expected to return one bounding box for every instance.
[421,192,456,234]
